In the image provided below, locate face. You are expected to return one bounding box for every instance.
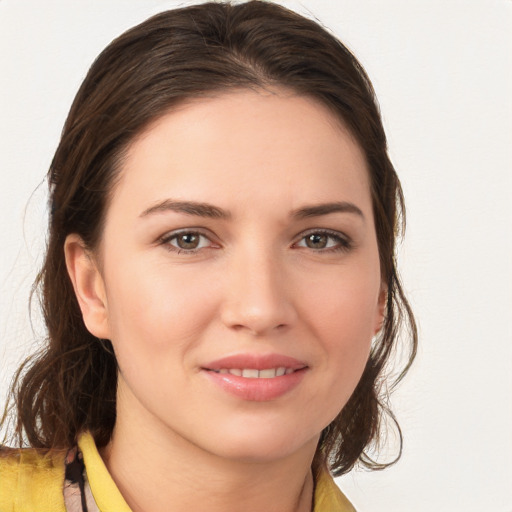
[68,89,384,464]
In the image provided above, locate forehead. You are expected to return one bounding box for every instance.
[111,89,372,219]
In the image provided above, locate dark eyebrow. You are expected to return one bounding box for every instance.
[140,199,363,221]
[140,199,231,219]
[291,201,365,220]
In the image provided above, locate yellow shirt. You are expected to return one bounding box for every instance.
[0,432,356,511]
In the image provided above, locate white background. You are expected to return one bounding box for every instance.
[1,1,511,510]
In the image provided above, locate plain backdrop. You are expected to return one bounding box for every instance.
[1,1,511,511]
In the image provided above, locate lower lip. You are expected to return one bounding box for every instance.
[203,368,308,401]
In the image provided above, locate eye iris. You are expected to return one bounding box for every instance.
[306,233,328,249]
[177,233,199,249]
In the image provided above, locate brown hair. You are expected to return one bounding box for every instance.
[2,0,417,476]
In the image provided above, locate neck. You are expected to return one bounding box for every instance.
[101,426,316,512]
[100,389,318,512]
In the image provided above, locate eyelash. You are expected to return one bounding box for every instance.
[159,229,352,254]
[293,229,352,253]
[159,230,214,254]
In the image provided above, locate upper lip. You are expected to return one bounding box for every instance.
[203,353,308,371]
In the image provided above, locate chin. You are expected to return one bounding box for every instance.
[198,422,320,464]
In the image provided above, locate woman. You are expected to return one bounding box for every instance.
[0,1,416,511]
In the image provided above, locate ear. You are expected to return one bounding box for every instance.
[64,234,111,339]
[374,284,388,335]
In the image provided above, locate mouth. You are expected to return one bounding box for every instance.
[202,354,308,401]
[209,367,298,378]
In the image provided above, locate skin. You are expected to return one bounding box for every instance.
[65,89,385,512]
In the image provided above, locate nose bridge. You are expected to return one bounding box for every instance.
[221,239,296,335]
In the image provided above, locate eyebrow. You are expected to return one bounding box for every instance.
[140,199,231,219]
[140,199,364,221]
[291,201,365,220]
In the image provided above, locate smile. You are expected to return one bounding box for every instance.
[202,353,308,400]
[211,368,295,378]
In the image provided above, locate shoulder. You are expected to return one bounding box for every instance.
[0,446,67,512]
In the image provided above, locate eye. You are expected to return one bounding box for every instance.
[294,230,351,252]
[160,230,215,253]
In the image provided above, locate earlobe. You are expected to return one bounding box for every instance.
[64,234,111,339]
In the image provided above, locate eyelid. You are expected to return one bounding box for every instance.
[157,227,352,254]
[158,228,219,253]
[293,228,353,252]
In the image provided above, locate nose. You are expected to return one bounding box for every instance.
[220,247,297,337]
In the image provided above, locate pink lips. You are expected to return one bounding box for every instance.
[202,354,308,401]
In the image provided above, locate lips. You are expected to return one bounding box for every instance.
[204,353,307,372]
[202,354,308,401]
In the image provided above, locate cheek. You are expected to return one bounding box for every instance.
[101,261,223,413]
[304,258,380,331]
[299,263,379,385]
[103,259,219,361]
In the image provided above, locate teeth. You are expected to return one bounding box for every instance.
[214,367,293,378]
[242,369,259,378]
